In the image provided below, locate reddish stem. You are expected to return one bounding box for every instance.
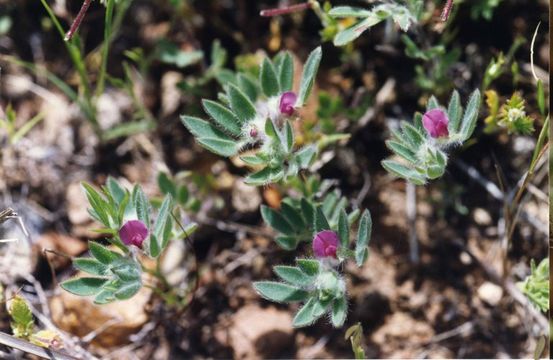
[260,2,312,17]
[440,0,454,22]
[64,0,93,41]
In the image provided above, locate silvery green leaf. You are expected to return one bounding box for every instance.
[331,296,348,327]
[284,120,294,153]
[114,281,141,300]
[322,191,338,217]
[82,182,111,227]
[253,281,309,303]
[149,234,161,258]
[459,89,481,141]
[180,115,235,142]
[274,266,313,286]
[314,206,331,232]
[237,74,259,102]
[132,184,150,227]
[278,52,294,92]
[94,289,116,304]
[261,205,295,235]
[328,6,372,18]
[244,167,273,186]
[401,121,425,149]
[73,258,109,276]
[333,16,383,46]
[447,90,462,133]
[381,159,426,185]
[295,144,317,168]
[297,47,322,106]
[426,95,439,111]
[240,155,267,166]
[197,137,240,157]
[260,58,280,97]
[292,298,321,327]
[157,172,176,197]
[106,177,126,206]
[280,202,305,230]
[202,100,242,136]
[355,209,372,266]
[337,209,349,248]
[275,235,299,250]
[61,277,109,297]
[153,195,172,253]
[300,198,315,230]
[228,83,257,122]
[296,259,319,276]
[89,241,121,265]
[386,140,418,164]
[264,118,279,140]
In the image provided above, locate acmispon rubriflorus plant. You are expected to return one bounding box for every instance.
[60,177,197,304]
[181,47,322,186]
[382,89,481,184]
[254,201,372,328]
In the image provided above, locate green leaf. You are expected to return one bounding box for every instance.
[111,259,142,281]
[237,74,259,101]
[114,281,141,300]
[381,160,426,185]
[149,234,161,258]
[280,202,305,230]
[537,80,545,115]
[333,16,383,46]
[153,195,172,252]
[73,258,108,276]
[61,277,109,296]
[386,140,417,164]
[202,99,243,136]
[459,89,481,141]
[292,298,321,327]
[264,118,279,140]
[253,281,309,303]
[284,120,294,153]
[328,6,372,18]
[132,185,150,227]
[94,289,116,304]
[447,90,462,133]
[260,58,280,97]
[278,52,294,92]
[401,122,425,149]
[244,167,273,186]
[261,205,295,235]
[228,83,257,123]
[355,210,372,266]
[331,296,348,327]
[106,177,126,206]
[300,198,315,230]
[180,115,235,141]
[297,259,320,276]
[157,172,177,197]
[197,137,240,157]
[426,96,439,110]
[82,182,111,227]
[157,40,203,68]
[314,206,331,233]
[275,235,299,250]
[297,47,322,106]
[337,209,349,248]
[241,154,267,166]
[295,145,317,168]
[89,241,121,264]
[274,266,313,286]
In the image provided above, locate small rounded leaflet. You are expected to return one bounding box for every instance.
[313,230,339,259]
[422,109,449,138]
[119,220,149,249]
[279,91,297,116]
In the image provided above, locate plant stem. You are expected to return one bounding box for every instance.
[95,0,115,97]
[260,2,312,17]
[64,0,93,41]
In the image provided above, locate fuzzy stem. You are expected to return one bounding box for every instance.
[260,2,312,17]
[64,0,93,41]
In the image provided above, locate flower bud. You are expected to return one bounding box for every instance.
[312,230,338,258]
[422,109,449,138]
[279,91,297,116]
[119,220,149,249]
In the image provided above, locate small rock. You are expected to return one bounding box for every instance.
[473,208,492,226]
[160,71,183,116]
[477,282,503,306]
[232,180,262,213]
[66,182,90,226]
[229,304,294,359]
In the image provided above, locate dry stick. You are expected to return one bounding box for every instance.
[64,0,93,41]
[260,2,312,17]
[406,181,419,264]
[0,331,77,360]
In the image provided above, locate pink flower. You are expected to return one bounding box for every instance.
[279,91,297,116]
[422,109,449,138]
[312,230,339,258]
[119,220,149,249]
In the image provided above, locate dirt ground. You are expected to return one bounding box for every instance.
[0,0,549,359]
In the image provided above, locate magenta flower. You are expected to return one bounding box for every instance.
[279,91,297,116]
[119,220,149,249]
[312,230,339,258]
[422,109,449,138]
